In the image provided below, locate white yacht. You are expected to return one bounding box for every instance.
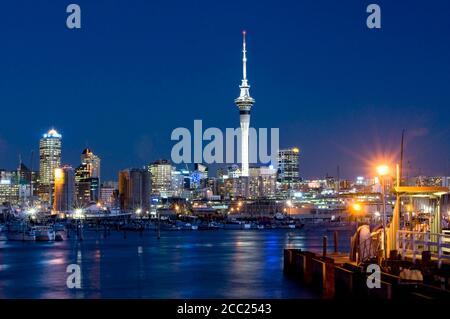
[33,226,56,241]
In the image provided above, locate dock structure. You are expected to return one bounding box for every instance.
[387,186,450,268]
[284,182,450,299]
[284,248,450,299]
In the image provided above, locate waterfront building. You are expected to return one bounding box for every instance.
[38,129,62,203]
[234,31,255,177]
[53,165,75,213]
[119,168,151,212]
[99,181,118,207]
[149,160,173,198]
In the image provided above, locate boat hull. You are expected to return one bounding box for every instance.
[7,232,36,241]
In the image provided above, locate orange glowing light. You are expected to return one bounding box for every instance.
[376,165,389,176]
[54,168,63,181]
[352,203,362,213]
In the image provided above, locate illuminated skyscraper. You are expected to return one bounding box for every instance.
[234,31,255,177]
[75,148,100,206]
[277,148,300,196]
[81,148,101,180]
[149,160,173,197]
[39,129,62,186]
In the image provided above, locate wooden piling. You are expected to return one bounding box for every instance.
[334,231,338,253]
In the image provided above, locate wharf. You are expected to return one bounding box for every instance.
[284,248,450,299]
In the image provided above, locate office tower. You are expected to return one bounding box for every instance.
[149,160,173,197]
[171,170,185,197]
[39,129,62,186]
[74,148,101,206]
[81,148,101,180]
[53,165,75,212]
[74,176,99,206]
[119,168,151,212]
[277,147,300,196]
[0,170,19,204]
[234,31,255,177]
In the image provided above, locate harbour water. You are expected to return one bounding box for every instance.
[0,229,351,299]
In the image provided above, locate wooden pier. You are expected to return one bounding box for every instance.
[284,248,450,299]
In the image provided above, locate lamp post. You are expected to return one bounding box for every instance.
[376,165,389,260]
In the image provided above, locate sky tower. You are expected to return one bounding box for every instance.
[234,30,255,177]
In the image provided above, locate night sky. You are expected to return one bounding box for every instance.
[1,0,450,180]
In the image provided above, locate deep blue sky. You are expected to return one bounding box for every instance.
[1,0,450,180]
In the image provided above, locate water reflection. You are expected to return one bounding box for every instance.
[0,229,349,298]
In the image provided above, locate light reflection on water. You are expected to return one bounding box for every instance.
[0,229,350,299]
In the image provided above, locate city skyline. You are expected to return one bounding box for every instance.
[1,1,450,180]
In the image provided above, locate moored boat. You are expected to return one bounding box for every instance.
[7,229,36,241]
[33,226,56,241]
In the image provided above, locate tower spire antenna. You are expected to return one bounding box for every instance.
[242,30,247,82]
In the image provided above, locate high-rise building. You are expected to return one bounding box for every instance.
[53,165,75,213]
[171,170,185,197]
[39,129,62,185]
[74,177,99,206]
[277,147,300,196]
[75,155,100,206]
[80,148,101,180]
[234,31,255,177]
[0,170,19,204]
[119,168,151,212]
[149,160,173,197]
[249,166,277,198]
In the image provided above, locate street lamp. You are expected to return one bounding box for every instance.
[376,164,389,259]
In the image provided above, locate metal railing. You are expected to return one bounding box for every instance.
[397,230,450,268]
[358,231,382,264]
